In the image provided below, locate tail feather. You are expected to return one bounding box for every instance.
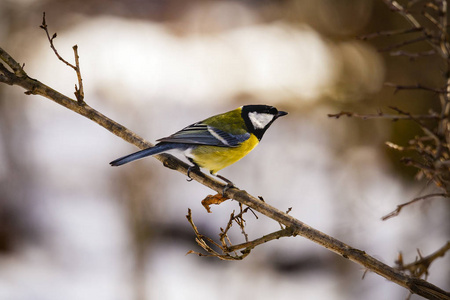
[110,143,174,166]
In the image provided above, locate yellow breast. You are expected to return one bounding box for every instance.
[188,134,259,174]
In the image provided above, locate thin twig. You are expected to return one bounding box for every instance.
[384,82,447,93]
[389,49,436,59]
[383,0,422,28]
[328,110,439,120]
[72,45,84,104]
[378,36,430,52]
[382,193,448,220]
[186,209,251,260]
[40,13,76,70]
[226,227,296,252]
[358,27,423,40]
[396,242,450,278]
[388,106,441,142]
[382,0,447,58]
[40,12,85,104]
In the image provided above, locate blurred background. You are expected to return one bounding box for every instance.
[0,0,448,299]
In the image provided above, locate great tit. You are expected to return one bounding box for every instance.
[110,105,287,183]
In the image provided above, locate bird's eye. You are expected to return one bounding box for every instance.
[269,107,278,115]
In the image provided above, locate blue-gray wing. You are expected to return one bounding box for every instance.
[157,123,250,147]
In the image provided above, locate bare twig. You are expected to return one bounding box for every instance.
[72,45,84,104]
[226,227,296,252]
[358,27,423,40]
[423,11,441,32]
[382,193,448,220]
[382,0,447,58]
[383,0,421,28]
[378,36,430,52]
[384,82,447,94]
[396,242,450,278]
[186,209,252,260]
[327,110,439,120]
[40,12,84,104]
[40,13,75,69]
[389,49,436,59]
[186,208,298,258]
[388,106,440,142]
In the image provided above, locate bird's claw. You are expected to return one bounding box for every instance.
[186,165,200,182]
[214,174,236,196]
[222,182,235,196]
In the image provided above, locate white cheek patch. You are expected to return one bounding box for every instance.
[248,112,274,129]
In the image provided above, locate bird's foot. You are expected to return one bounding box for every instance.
[215,174,236,195]
[186,165,200,182]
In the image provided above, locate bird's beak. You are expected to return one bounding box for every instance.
[277,111,288,118]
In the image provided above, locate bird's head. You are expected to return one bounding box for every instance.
[241,105,287,140]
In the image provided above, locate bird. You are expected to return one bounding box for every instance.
[110,105,287,185]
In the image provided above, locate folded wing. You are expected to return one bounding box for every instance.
[157,122,250,147]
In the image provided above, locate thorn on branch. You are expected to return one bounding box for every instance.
[395,242,450,279]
